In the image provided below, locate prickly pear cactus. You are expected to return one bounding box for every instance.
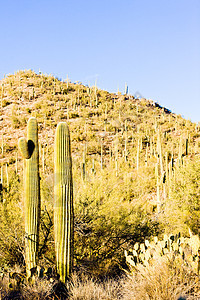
[18,117,40,278]
[125,233,200,274]
[54,122,74,283]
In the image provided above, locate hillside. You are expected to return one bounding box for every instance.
[0,70,200,298]
[1,70,198,168]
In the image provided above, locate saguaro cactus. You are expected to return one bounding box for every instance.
[18,117,40,277]
[54,122,74,283]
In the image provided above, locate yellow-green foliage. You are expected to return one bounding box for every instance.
[0,172,24,266]
[1,70,200,278]
[73,167,160,276]
[163,156,200,235]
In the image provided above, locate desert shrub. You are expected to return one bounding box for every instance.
[0,265,57,300]
[11,116,22,128]
[21,277,54,300]
[39,166,160,277]
[0,173,24,267]
[69,273,121,300]
[63,86,75,93]
[123,253,200,300]
[0,171,55,269]
[2,99,11,107]
[74,169,160,276]
[69,112,79,119]
[39,174,55,265]
[163,156,200,235]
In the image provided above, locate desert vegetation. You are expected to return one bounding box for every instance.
[0,70,200,299]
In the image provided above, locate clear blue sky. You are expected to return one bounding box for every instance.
[1,0,200,122]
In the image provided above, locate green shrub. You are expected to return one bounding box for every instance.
[163,157,200,235]
[73,170,160,276]
[0,173,24,266]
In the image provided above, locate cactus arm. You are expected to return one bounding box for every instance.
[18,137,31,159]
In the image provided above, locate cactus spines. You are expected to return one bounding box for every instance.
[18,117,40,278]
[54,122,74,283]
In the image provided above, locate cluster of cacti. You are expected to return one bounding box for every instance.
[2,70,200,282]
[18,118,73,283]
[125,233,200,274]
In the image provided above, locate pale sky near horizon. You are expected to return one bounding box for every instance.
[0,0,199,122]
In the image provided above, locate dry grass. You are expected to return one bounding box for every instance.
[0,258,200,299]
[69,273,122,300]
[122,254,200,300]
[21,277,53,300]
[69,255,200,300]
[0,276,60,300]
[0,265,53,300]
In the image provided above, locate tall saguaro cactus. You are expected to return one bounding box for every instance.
[54,122,74,283]
[18,117,40,277]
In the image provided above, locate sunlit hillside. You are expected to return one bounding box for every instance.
[0,70,200,299]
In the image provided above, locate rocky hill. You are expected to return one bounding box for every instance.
[1,69,200,277]
[1,69,198,168]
